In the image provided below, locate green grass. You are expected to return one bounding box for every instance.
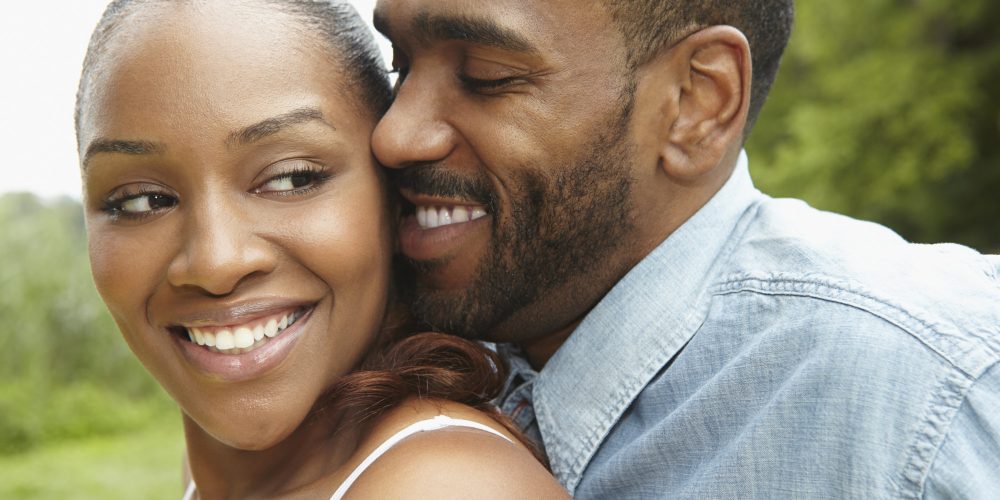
[0,417,186,499]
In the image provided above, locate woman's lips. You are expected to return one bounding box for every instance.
[172,305,315,382]
[184,307,305,353]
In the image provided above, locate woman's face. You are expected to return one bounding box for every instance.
[79,4,391,449]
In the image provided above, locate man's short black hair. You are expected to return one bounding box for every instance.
[75,0,391,143]
[602,0,795,135]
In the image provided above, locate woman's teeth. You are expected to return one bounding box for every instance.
[185,310,302,355]
[415,205,487,230]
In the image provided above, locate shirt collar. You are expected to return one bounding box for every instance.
[531,150,762,492]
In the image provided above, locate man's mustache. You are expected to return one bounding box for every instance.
[390,163,497,209]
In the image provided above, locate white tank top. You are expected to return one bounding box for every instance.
[181,414,514,500]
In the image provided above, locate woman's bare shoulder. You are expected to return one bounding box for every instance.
[344,398,569,499]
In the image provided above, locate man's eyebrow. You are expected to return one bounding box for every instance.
[227,107,334,147]
[83,139,164,169]
[375,9,536,54]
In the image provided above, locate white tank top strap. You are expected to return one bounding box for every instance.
[328,414,514,500]
[182,479,196,500]
[180,415,511,500]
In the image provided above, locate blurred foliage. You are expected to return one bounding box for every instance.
[0,193,172,455]
[0,418,183,499]
[747,0,1000,252]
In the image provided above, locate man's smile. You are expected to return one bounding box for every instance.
[415,204,488,230]
[398,206,493,266]
[396,187,495,265]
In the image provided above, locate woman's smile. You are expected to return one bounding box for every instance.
[181,307,307,353]
[163,301,318,382]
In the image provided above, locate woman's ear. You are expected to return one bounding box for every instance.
[635,26,752,182]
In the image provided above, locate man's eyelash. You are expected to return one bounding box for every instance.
[459,75,520,91]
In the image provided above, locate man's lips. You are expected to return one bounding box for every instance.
[397,190,493,264]
[398,213,491,266]
[415,204,488,230]
[399,189,490,230]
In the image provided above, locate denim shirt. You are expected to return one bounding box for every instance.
[498,152,1000,498]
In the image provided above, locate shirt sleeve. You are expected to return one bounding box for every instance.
[922,361,1000,499]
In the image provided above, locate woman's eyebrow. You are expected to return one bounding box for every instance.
[227,107,335,148]
[82,107,333,168]
[82,139,164,169]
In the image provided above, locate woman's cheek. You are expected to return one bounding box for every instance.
[87,224,168,337]
[291,177,390,282]
[89,228,132,312]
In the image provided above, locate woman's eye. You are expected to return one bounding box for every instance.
[253,165,332,196]
[259,172,314,192]
[103,191,177,220]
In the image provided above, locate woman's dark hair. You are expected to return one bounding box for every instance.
[75,0,392,143]
[77,0,544,464]
[326,321,546,464]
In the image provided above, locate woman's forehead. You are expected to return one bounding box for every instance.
[79,2,347,144]
[98,1,328,76]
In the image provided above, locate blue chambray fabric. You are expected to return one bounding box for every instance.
[498,151,1000,498]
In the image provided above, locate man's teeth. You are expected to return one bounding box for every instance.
[186,310,300,354]
[415,205,487,229]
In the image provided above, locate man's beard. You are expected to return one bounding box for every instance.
[393,109,637,342]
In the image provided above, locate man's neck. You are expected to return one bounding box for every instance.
[514,152,744,371]
[519,320,580,370]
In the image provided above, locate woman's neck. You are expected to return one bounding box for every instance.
[183,410,360,498]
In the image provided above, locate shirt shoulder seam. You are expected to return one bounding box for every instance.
[712,275,996,378]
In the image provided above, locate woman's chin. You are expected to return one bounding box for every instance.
[183,409,304,452]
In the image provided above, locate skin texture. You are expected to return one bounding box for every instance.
[80,2,566,497]
[373,0,752,367]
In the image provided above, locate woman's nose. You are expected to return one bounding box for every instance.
[166,197,276,296]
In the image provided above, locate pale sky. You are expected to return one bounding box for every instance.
[0,0,387,200]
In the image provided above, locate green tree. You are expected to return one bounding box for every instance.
[0,193,169,454]
[748,0,1000,252]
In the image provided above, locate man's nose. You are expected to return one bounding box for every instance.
[166,196,276,296]
[372,75,458,169]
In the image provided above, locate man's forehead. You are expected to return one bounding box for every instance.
[374,9,533,53]
[373,0,611,50]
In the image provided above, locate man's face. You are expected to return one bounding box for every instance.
[373,0,649,343]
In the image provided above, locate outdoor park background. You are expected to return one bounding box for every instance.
[1,1,998,498]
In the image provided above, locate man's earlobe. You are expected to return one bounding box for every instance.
[660,26,751,181]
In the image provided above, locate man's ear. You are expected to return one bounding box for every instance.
[639,26,751,181]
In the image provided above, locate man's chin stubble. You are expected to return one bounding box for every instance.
[406,97,639,343]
